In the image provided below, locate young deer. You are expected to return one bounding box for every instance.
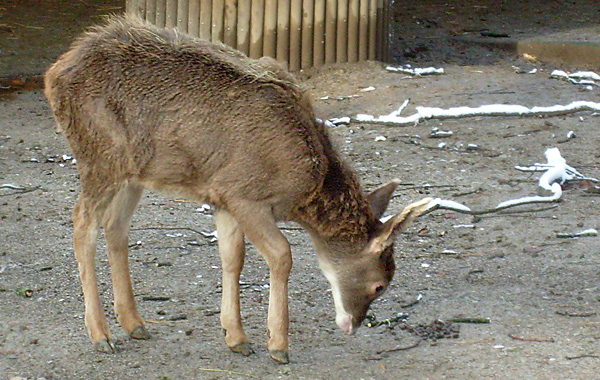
[44,15,431,364]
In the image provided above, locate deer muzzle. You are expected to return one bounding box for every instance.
[337,314,356,335]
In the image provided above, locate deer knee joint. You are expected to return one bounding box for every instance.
[269,247,292,276]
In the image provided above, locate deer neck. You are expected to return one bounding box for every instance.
[294,155,379,247]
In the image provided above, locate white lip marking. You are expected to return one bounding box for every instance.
[319,259,353,333]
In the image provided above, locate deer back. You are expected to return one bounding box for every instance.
[44,15,330,216]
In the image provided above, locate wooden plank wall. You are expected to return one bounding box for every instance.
[126,0,390,71]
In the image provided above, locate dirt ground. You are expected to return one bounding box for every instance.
[1,1,600,379]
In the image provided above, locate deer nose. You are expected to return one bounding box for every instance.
[337,314,355,335]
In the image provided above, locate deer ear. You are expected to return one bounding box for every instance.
[368,197,433,253]
[367,179,401,219]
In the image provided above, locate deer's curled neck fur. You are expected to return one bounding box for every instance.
[294,137,380,248]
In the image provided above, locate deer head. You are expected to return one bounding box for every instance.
[315,184,432,334]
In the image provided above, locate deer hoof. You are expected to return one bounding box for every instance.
[269,349,289,364]
[231,342,254,356]
[130,326,151,340]
[94,339,117,354]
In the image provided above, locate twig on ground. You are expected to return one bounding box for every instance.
[423,198,560,216]
[132,226,210,237]
[452,188,481,198]
[393,184,464,192]
[376,339,422,355]
[280,226,303,231]
[0,184,40,196]
[508,334,554,343]
[202,309,221,316]
[197,368,257,378]
[145,320,175,326]
[364,339,422,360]
[438,340,495,345]
[447,318,491,324]
[566,354,600,360]
[481,205,559,217]
[142,296,171,301]
[556,311,597,318]
[0,184,25,190]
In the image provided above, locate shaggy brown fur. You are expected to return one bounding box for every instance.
[295,145,378,243]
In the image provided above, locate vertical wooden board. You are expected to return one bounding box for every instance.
[237,0,251,55]
[249,0,265,58]
[348,0,359,62]
[166,0,177,27]
[155,0,166,27]
[375,0,389,61]
[325,0,337,63]
[126,0,133,14]
[146,0,157,24]
[358,0,368,61]
[301,0,314,69]
[289,0,302,70]
[313,0,325,67]
[375,0,382,60]
[128,0,146,17]
[212,0,225,42]
[140,0,147,17]
[368,0,376,60]
[188,0,200,37]
[263,0,277,58]
[276,0,290,66]
[336,0,348,62]
[224,0,238,47]
[382,0,390,62]
[200,1,212,40]
[126,0,134,14]
[177,0,189,32]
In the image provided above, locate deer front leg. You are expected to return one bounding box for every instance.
[231,203,292,364]
[104,184,149,341]
[215,209,252,356]
[265,245,291,364]
[73,198,115,353]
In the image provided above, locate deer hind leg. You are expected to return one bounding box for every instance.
[215,209,252,356]
[103,183,149,341]
[73,191,115,353]
[228,202,292,364]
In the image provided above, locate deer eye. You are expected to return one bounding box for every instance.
[375,285,385,293]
